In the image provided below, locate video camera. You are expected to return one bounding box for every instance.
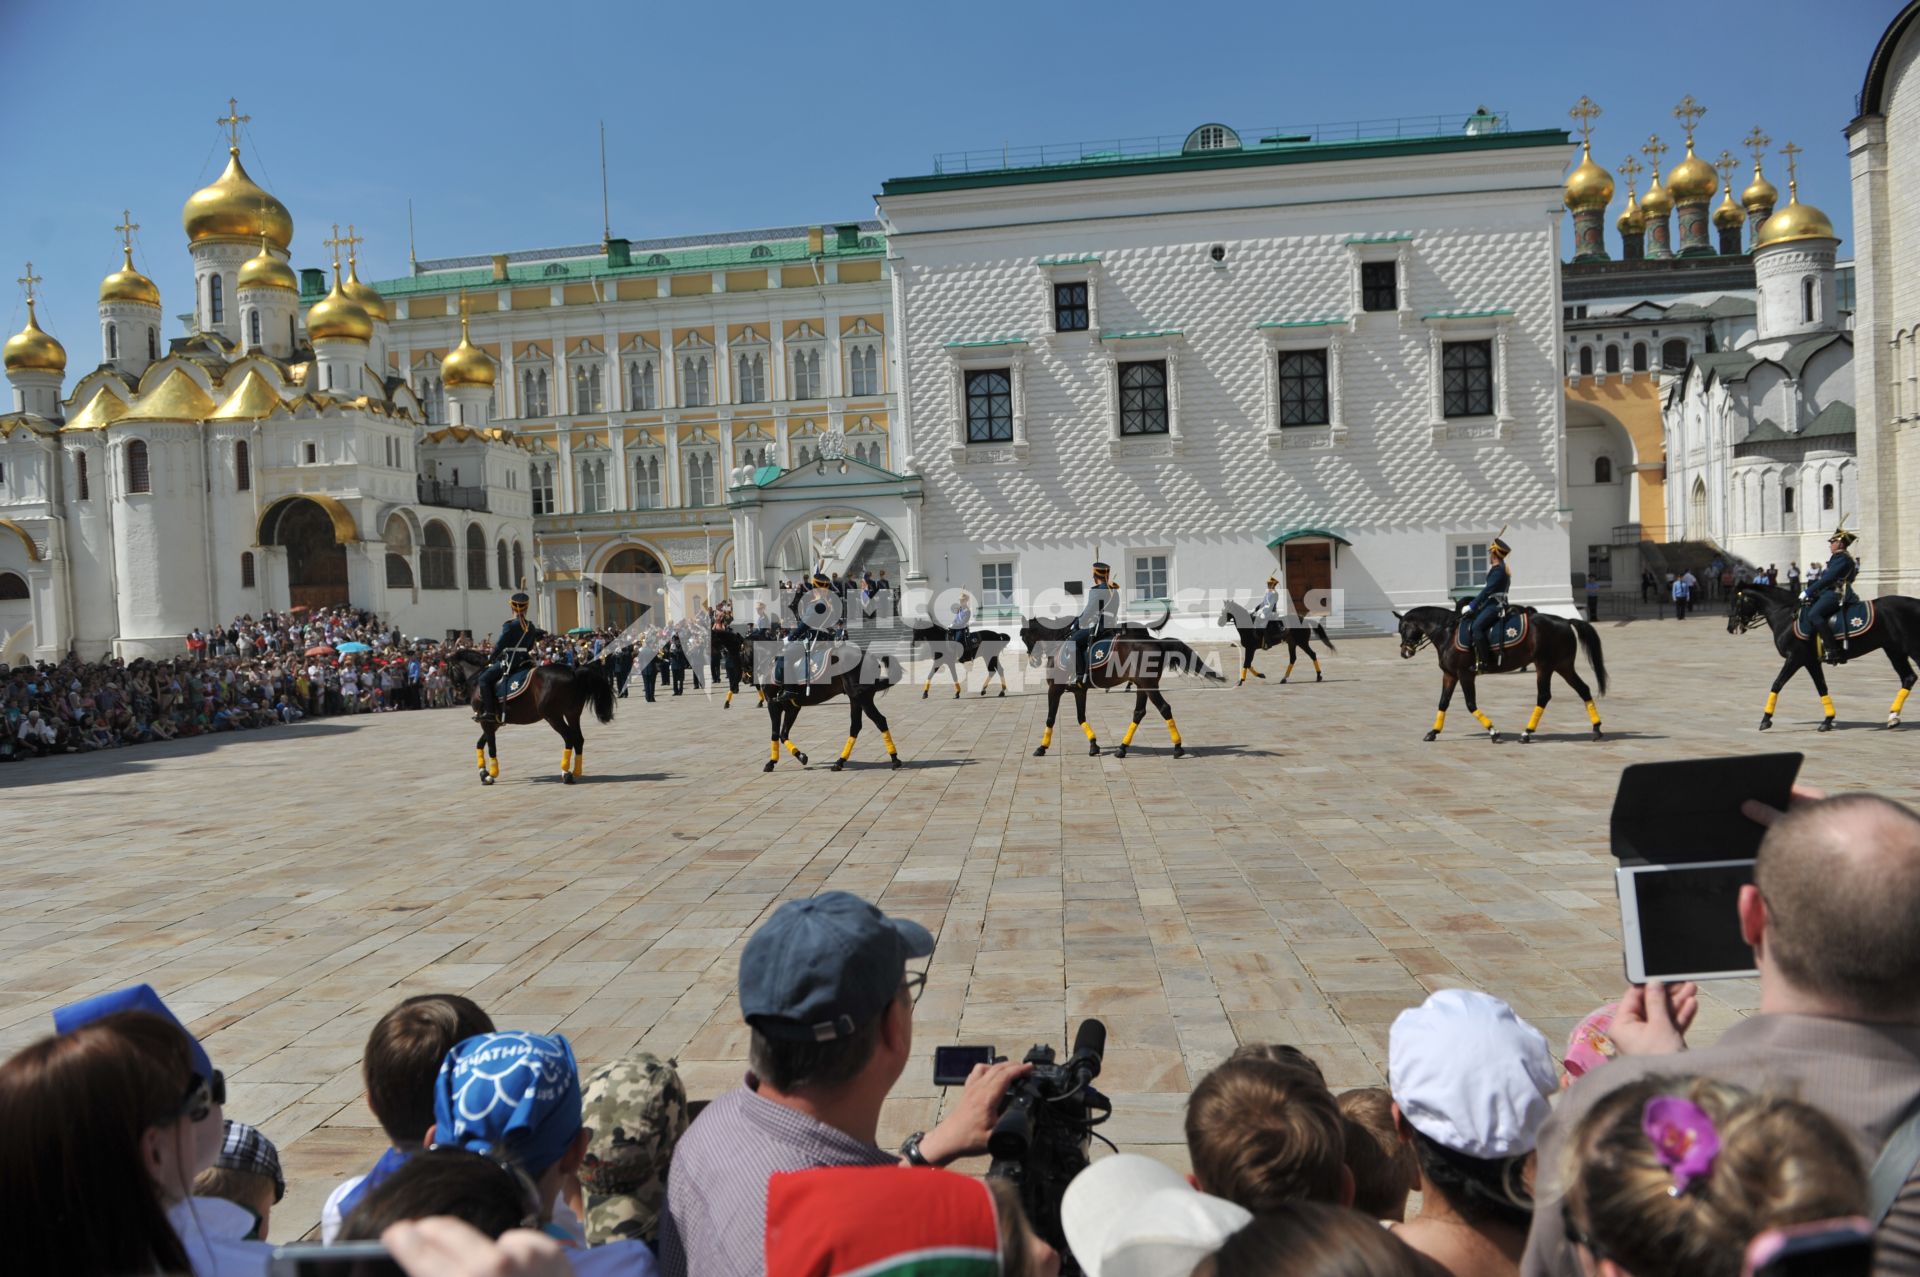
[982,1020,1111,1275]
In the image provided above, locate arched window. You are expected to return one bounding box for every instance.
[148,327,159,360]
[681,356,710,407]
[683,449,716,506]
[235,440,250,491]
[1594,456,1613,484]
[1632,341,1648,372]
[632,454,661,509]
[107,324,118,359]
[74,450,89,500]
[1823,482,1835,511]
[1689,478,1708,537]
[248,310,261,347]
[736,352,766,403]
[208,274,224,325]
[385,515,415,589]
[1604,345,1621,374]
[466,524,489,588]
[497,539,510,588]
[1662,339,1688,370]
[511,542,525,590]
[287,316,296,350]
[849,343,880,396]
[421,521,456,590]
[577,456,607,513]
[126,440,150,494]
[1802,278,1816,324]
[1784,486,1795,514]
[1578,346,1594,375]
[0,572,27,600]
[629,358,657,410]
[240,552,256,588]
[792,348,822,399]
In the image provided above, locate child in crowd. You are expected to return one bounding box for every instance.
[1185,1050,1353,1212]
[1337,1087,1419,1223]
[192,1119,285,1241]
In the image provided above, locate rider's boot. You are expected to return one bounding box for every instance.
[1827,627,1849,664]
[1473,638,1494,675]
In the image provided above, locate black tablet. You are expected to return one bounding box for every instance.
[1609,754,1803,865]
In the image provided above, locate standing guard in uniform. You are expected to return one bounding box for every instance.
[1461,534,1513,675]
[475,592,545,721]
[1801,526,1860,664]
[1252,576,1282,624]
[1067,561,1118,683]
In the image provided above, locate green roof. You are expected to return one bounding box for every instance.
[1423,307,1514,320]
[1345,234,1413,245]
[1265,526,1352,549]
[882,128,1569,196]
[319,233,885,303]
[1692,351,1757,384]
[1100,328,1182,340]
[1257,317,1346,329]
[942,336,1027,349]
[1738,401,1855,445]
[1037,253,1100,266]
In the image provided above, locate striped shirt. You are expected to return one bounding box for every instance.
[658,1081,896,1277]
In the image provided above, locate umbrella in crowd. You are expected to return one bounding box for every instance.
[304,645,334,657]
[567,627,595,636]
[336,641,372,654]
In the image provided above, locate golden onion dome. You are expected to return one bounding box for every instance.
[237,236,298,293]
[182,148,294,250]
[1742,167,1779,212]
[1616,190,1646,234]
[1753,182,1839,249]
[1666,141,1719,202]
[1713,189,1747,231]
[99,246,161,307]
[1640,175,1674,217]
[305,269,373,342]
[1563,144,1615,212]
[4,300,68,375]
[440,312,496,388]
[341,257,388,323]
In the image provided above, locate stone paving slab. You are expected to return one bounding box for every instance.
[6,618,1918,1238]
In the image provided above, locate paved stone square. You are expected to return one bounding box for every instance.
[6,617,1918,1238]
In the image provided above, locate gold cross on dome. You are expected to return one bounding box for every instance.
[1780,141,1803,187]
[114,210,139,252]
[1673,96,1707,143]
[1744,126,1772,168]
[17,261,42,302]
[1714,150,1739,189]
[1569,96,1602,145]
[341,223,365,264]
[217,97,250,150]
[322,222,346,267]
[1618,155,1642,189]
[1642,134,1669,171]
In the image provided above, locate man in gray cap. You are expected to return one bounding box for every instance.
[658,890,1030,1277]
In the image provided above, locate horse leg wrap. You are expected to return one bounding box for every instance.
[1892,688,1912,718]
[1525,706,1544,733]
[1284,662,1295,679]
[784,739,803,754]
[1472,709,1494,732]
[561,748,572,773]
[922,679,932,693]
[1584,700,1601,726]
[572,751,583,777]
[1081,721,1097,741]
[724,691,733,707]
[1041,725,1054,749]
[770,741,780,763]
[1312,659,1321,674]
[1764,691,1779,716]
[1238,669,1248,685]
[1432,710,1446,734]
[487,757,499,778]
[1121,721,1140,746]
[1821,694,1836,719]
[840,736,856,761]
[882,730,897,756]
[1166,719,1182,745]
[475,747,486,770]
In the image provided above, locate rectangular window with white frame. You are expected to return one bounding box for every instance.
[965,369,1014,442]
[1054,282,1090,332]
[1451,540,1489,591]
[1117,360,1170,435]
[1131,553,1169,602]
[980,561,1015,609]
[1442,340,1495,418]
[1276,350,1330,426]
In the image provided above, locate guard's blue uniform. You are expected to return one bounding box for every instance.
[478,616,544,714]
[1463,559,1512,647]
[1069,580,1117,682]
[1802,550,1858,645]
[780,586,839,683]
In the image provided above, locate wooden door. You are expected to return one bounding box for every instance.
[1284,542,1332,617]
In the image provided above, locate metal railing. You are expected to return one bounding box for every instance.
[417,480,490,512]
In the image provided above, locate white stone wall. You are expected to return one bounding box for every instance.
[110,423,213,655]
[885,153,1577,630]
[1754,241,1838,343]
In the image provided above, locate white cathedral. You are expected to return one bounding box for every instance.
[0,124,531,663]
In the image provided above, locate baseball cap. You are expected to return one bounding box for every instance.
[578,1054,690,1245]
[1062,1154,1251,1277]
[739,892,933,1042]
[217,1119,286,1202]
[433,1031,582,1178]
[53,983,215,1080]
[1388,988,1556,1159]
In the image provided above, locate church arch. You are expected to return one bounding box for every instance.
[0,572,26,600]
[263,497,351,610]
[421,520,456,590]
[465,523,490,590]
[1690,478,1709,538]
[384,513,415,589]
[1662,339,1688,370]
[596,545,668,633]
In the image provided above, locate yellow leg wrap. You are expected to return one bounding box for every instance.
[1764,691,1779,715]
[487,757,499,778]
[1472,709,1494,731]
[1432,710,1446,733]
[840,736,856,761]
[771,741,780,762]
[476,747,486,769]
[1585,700,1601,725]
[1312,659,1321,673]
[724,691,733,707]
[1167,719,1182,745]
[784,739,802,754]
[561,748,572,772]
[1238,669,1247,684]
[1821,694,1836,718]
[882,730,897,755]
[922,679,932,693]
[1284,662,1295,678]
[1082,721,1097,741]
[1525,706,1544,733]
[1893,688,1911,714]
[572,752,583,777]
[1121,721,1140,746]
[1041,725,1054,748]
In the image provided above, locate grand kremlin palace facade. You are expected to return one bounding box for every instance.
[2,111,1582,659]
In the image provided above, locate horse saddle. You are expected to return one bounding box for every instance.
[1451,608,1533,654]
[499,665,537,703]
[1793,598,1874,642]
[1049,637,1115,677]
[779,643,835,683]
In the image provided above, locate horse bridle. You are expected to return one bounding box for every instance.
[1726,588,1764,634]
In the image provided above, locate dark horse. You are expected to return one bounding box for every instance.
[448,650,617,784]
[910,622,1011,698]
[1726,584,1919,731]
[1017,616,1225,757]
[1216,603,1337,685]
[1393,605,1608,743]
[717,631,905,772]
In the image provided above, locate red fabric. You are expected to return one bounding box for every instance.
[766,1166,1000,1277]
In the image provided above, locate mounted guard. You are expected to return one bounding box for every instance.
[1461,531,1513,674]
[475,591,545,722]
[1068,561,1119,684]
[781,572,840,684]
[1802,524,1860,664]
[1252,576,1281,624]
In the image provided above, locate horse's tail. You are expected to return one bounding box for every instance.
[1162,638,1226,682]
[1148,603,1172,633]
[579,661,617,723]
[1571,618,1608,697]
[1313,623,1337,653]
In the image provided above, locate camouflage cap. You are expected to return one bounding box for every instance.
[578,1054,689,1245]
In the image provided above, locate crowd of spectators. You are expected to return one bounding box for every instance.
[4,790,1916,1277]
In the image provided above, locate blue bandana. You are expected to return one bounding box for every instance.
[53,983,214,1079]
[433,1031,581,1177]
[336,1146,412,1221]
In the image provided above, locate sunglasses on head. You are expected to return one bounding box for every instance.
[179,1069,226,1123]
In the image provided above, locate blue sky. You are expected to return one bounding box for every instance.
[0,0,1896,352]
